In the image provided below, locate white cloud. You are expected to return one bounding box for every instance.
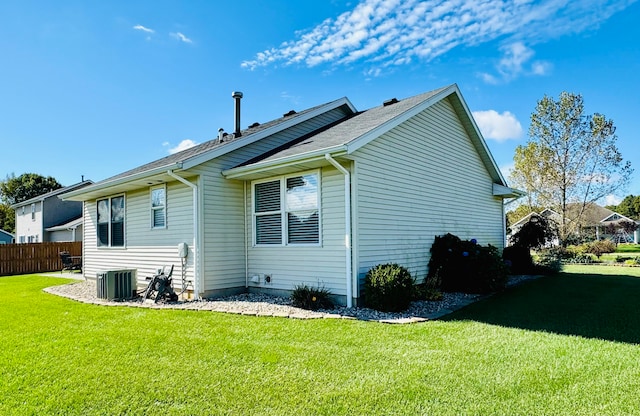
[241,0,631,76]
[133,24,154,34]
[170,32,193,44]
[604,194,622,206]
[280,91,301,105]
[472,110,524,142]
[168,139,198,154]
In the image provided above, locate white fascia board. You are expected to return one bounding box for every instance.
[345,85,457,155]
[181,97,356,171]
[600,212,636,223]
[223,148,348,179]
[61,163,182,201]
[449,86,508,186]
[493,183,526,198]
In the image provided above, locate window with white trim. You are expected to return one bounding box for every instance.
[97,195,125,247]
[150,185,166,229]
[31,203,35,221]
[253,172,320,246]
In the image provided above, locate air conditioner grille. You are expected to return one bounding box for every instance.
[96,269,137,300]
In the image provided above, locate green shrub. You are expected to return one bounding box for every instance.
[427,234,508,294]
[291,284,333,310]
[364,263,415,312]
[564,253,596,264]
[585,240,617,258]
[534,250,563,274]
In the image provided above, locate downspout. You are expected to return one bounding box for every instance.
[244,181,248,288]
[325,154,353,308]
[167,170,201,299]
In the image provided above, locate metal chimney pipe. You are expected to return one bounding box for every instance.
[232,91,243,137]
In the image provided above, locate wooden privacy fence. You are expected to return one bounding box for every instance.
[0,242,82,276]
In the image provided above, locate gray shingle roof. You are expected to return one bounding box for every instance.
[92,98,350,186]
[236,86,449,167]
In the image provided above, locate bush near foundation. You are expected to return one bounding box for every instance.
[427,233,508,294]
[364,263,415,312]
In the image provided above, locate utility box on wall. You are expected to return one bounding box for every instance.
[96,269,137,300]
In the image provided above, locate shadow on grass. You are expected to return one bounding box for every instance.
[442,272,640,344]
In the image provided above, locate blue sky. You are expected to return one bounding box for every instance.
[1,0,639,204]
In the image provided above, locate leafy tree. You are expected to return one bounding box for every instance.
[615,195,640,220]
[509,92,633,245]
[0,173,62,205]
[0,203,14,234]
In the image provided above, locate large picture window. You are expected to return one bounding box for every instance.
[97,195,125,247]
[253,172,319,246]
[150,185,166,229]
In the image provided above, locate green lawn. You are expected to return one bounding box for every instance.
[2,273,640,415]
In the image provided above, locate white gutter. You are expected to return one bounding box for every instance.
[324,154,353,308]
[167,170,202,299]
[244,181,249,288]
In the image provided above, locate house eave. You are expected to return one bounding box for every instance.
[222,147,347,180]
[180,98,357,171]
[493,183,526,198]
[62,163,183,201]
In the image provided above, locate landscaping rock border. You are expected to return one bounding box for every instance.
[43,274,539,324]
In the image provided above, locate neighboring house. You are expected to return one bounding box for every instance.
[12,181,93,243]
[0,229,14,244]
[45,217,84,243]
[62,84,521,306]
[509,204,639,244]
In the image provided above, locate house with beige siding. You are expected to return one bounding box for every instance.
[62,84,521,306]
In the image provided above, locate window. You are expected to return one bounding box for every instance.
[253,172,319,246]
[97,195,125,247]
[31,203,35,221]
[150,185,166,229]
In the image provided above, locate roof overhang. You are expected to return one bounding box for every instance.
[62,163,184,201]
[493,183,526,199]
[223,148,348,181]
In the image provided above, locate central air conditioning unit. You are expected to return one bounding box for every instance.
[96,269,137,300]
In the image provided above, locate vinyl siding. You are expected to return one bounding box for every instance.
[82,180,195,288]
[245,166,347,296]
[81,106,352,295]
[195,106,352,294]
[352,97,504,287]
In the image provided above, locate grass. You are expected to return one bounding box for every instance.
[2,273,640,415]
[615,244,640,253]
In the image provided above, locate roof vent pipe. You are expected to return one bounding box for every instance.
[232,91,243,137]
